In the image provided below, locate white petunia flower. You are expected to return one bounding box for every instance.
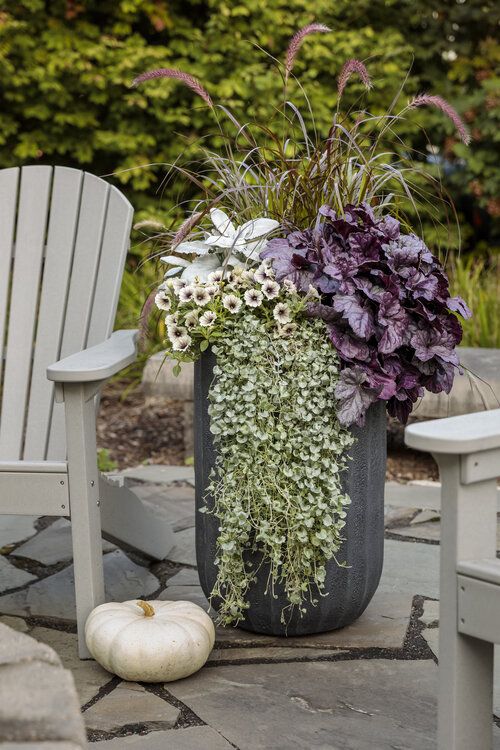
[199,311,217,327]
[222,294,242,313]
[254,268,267,284]
[283,279,297,294]
[273,302,292,324]
[167,325,188,344]
[207,269,224,283]
[172,334,192,352]
[178,285,195,303]
[241,269,255,283]
[155,290,171,311]
[165,313,178,326]
[254,261,274,283]
[279,322,297,336]
[184,310,200,328]
[261,279,280,299]
[205,284,218,297]
[307,284,320,298]
[193,287,211,307]
[172,278,186,293]
[244,289,264,308]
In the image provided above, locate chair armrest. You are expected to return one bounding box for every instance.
[405,409,500,454]
[47,330,138,384]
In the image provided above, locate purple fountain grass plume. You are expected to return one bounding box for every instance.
[171,210,203,249]
[337,59,372,98]
[132,68,213,107]
[409,94,471,145]
[285,23,331,82]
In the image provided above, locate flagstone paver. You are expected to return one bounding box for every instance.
[385,481,442,511]
[380,538,440,599]
[166,526,197,567]
[13,519,116,566]
[2,474,498,748]
[159,584,210,610]
[166,567,200,587]
[169,659,440,750]
[29,627,114,706]
[391,521,441,543]
[0,555,37,592]
[384,505,418,528]
[133,484,195,532]
[207,647,347,664]
[419,599,439,627]
[0,516,38,549]
[0,550,159,621]
[120,465,195,485]
[93,726,234,748]
[391,517,500,548]
[83,682,180,732]
[410,510,441,525]
[213,589,414,651]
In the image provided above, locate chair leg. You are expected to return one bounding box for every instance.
[64,383,105,659]
[436,454,496,750]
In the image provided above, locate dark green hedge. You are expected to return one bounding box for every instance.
[1,0,498,249]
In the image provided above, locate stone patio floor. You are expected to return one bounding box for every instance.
[1,469,500,749]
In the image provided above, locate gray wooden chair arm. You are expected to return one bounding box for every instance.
[47,329,138,384]
[405,408,500,455]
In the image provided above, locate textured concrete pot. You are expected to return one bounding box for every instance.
[194,351,387,636]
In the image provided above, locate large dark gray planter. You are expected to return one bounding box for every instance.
[194,351,386,636]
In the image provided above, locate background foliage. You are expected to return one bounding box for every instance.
[1,0,499,343]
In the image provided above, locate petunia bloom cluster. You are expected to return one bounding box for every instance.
[262,203,471,426]
[155,259,318,361]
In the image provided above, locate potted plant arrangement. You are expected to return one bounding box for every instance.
[135,23,471,635]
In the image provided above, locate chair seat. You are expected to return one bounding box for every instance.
[457,558,500,586]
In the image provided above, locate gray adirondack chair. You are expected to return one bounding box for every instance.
[406,410,500,750]
[0,165,174,658]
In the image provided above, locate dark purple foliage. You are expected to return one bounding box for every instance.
[261,203,471,426]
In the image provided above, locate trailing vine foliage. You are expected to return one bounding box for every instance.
[203,315,355,626]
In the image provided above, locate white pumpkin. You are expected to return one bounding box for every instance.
[85,599,215,683]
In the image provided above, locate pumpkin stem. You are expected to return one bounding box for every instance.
[137,600,155,617]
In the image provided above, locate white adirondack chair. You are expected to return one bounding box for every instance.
[406,410,500,750]
[0,165,174,657]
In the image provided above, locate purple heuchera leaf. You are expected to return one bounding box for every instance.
[261,202,470,426]
[333,294,375,339]
[328,325,371,361]
[447,296,472,319]
[335,367,378,426]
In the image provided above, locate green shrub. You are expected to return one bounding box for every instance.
[449,254,500,349]
[0,0,498,250]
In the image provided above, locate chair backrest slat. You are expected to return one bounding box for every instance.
[0,166,52,459]
[0,167,20,388]
[0,166,133,463]
[87,186,132,348]
[24,167,84,460]
[46,172,111,460]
